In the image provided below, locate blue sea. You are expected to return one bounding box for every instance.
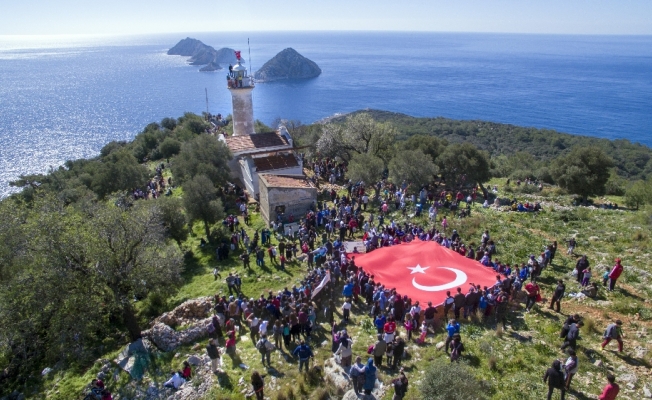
[1,32,651,197]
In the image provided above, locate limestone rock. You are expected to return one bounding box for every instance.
[435,341,446,350]
[142,317,212,352]
[155,297,213,327]
[643,385,651,398]
[593,360,603,367]
[323,358,351,392]
[187,355,202,366]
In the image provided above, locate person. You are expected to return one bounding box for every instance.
[225,330,237,359]
[292,340,314,372]
[417,320,428,344]
[163,370,185,390]
[524,281,540,312]
[206,339,220,372]
[383,316,397,343]
[392,336,405,369]
[543,360,566,400]
[181,361,192,380]
[251,370,265,400]
[564,349,579,390]
[372,334,386,367]
[272,319,283,350]
[608,259,623,291]
[342,298,352,322]
[444,319,460,355]
[575,256,589,285]
[363,358,377,395]
[581,267,592,287]
[602,267,610,287]
[350,356,367,395]
[566,237,576,255]
[561,320,583,351]
[443,291,454,318]
[335,335,353,370]
[100,390,113,400]
[601,320,624,352]
[449,334,464,362]
[549,279,566,313]
[423,302,437,331]
[391,368,409,400]
[256,334,273,366]
[598,375,620,400]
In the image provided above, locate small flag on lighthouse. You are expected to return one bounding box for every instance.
[234,51,241,60]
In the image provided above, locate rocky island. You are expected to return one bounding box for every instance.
[254,48,321,82]
[167,38,241,72]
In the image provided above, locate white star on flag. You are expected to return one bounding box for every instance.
[407,264,430,274]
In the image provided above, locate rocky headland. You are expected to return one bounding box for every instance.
[168,38,241,72]
[254,48,321,82]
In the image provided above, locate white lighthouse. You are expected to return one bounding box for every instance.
[227,52,255,136]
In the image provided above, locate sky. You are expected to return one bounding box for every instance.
[1,0,652,36]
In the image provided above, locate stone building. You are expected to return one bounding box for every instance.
[258,174,317,225]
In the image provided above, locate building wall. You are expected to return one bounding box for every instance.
[259,183,317,225]
[228,87,255,136]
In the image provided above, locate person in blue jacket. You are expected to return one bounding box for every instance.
[292,340,314,372]
[445,319,461,355]
[374,314,386,334]
[363,358,377,395]
[342,280,354,298]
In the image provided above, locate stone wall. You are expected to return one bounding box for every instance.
[259,182,317,225]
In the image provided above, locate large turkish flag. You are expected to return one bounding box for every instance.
[350,240,499,306]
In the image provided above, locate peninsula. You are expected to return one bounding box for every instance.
[254,48,321,82]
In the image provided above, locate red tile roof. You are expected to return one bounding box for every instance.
[224,132,290,153]
[259,174,315,189]
[253,154,299,172]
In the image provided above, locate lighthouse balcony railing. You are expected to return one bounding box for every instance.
[227,78,254,89]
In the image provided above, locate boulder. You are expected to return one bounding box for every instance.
[435,341,446,350]
[187,355,202,366]
[156,297,213,327]
[323,358,351,392]
[142,317,212,352]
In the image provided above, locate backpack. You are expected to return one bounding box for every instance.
[207,323,216,334]
[256,339,267,352]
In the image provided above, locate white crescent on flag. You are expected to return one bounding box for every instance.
[411,267,468,292]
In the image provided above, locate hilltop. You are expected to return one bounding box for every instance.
[2,112,652,400]
[254,48,321,82]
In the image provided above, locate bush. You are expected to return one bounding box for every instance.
[420,360,490,400]
[159,138,182,159]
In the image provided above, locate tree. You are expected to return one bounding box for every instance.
[155,197,188,245]
[158,137,182,158]
[420,360,490,400]
[389,149,437,189]
[172,134,232,186]
[346,153,385,199]
[624,180,650,210]
[182,174,225,239]
[92,149,149,198]
[551,146,614,202]
[399,134,448,164]
[93,203,183,340]
[316,113,397,162]
[436,143,491,189]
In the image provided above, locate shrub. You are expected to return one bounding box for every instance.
[420,360,490,400]
[159,138,182,159]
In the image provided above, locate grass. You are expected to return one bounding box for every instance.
[43,177,652,400]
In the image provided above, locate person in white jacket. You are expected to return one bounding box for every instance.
[164,371,185,390]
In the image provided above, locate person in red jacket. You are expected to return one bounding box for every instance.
[608,258,624,291]
[598,375,619,400]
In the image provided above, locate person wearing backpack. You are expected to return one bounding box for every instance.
[543,359,566,400]
[256,334,274,366]
[561,320,583,351]
[601,320,624,352]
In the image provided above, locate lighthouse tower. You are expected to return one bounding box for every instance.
[227,52,255,136]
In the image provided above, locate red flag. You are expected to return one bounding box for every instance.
[351,240,498,306]
[234,51,241,60]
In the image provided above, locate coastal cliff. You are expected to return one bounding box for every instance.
[254,48,321,82]
[168,38,240,72]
